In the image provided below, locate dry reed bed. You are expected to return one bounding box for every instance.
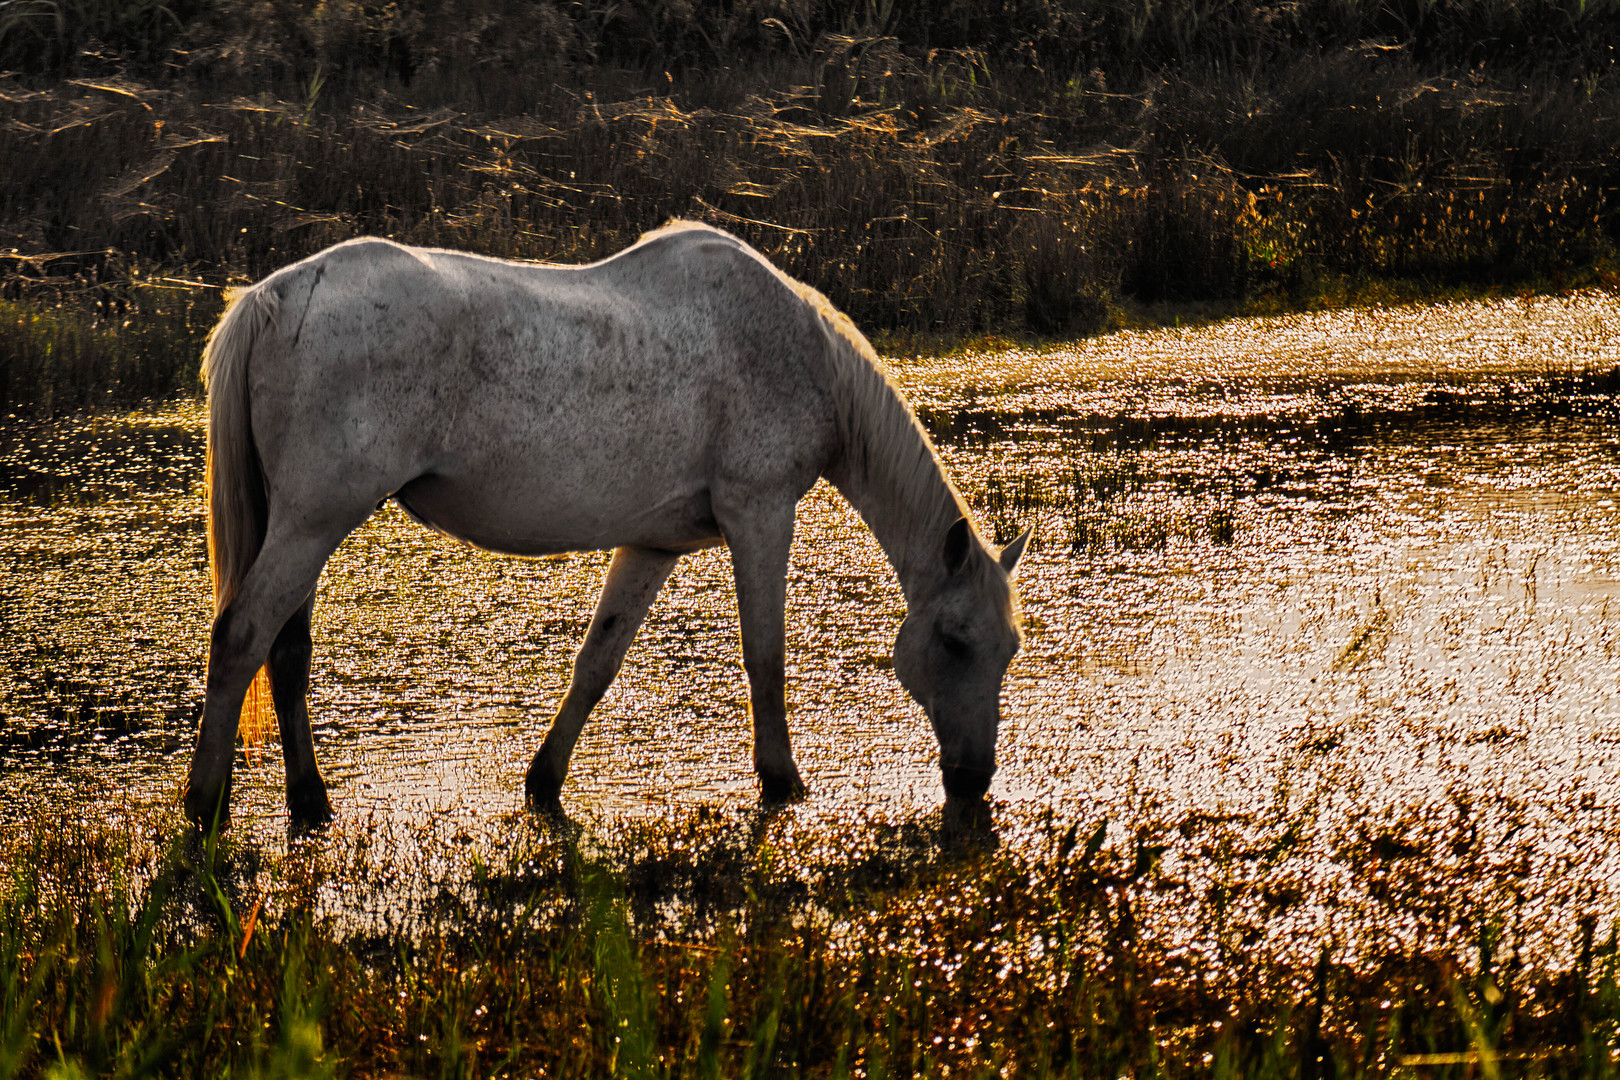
[2,19,1618,410]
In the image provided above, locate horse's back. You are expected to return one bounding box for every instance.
[244,227,840,554]
[261,226,820,400]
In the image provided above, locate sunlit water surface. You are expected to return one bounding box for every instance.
[3,292,1619,964]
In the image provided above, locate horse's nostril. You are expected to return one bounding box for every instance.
[941,763,994,800]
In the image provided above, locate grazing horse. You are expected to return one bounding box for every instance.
[185,221,1030,830]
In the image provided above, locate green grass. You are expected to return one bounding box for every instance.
[2,804,1616,1078]
[0,285,218,414]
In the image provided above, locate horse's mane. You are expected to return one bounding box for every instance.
[788,278,978,571]
[636,220,981,572]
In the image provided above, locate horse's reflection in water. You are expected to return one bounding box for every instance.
[940,796,999,848]
[157,793,999,948]
[183,221,1029,831]
[523,797,1002,929]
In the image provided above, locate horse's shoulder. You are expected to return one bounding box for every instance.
[630,221,763,271]
[637,219,745,249]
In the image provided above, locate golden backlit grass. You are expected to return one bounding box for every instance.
[2,798,1616,1078]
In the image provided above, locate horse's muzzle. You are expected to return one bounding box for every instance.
[941,762,995,800]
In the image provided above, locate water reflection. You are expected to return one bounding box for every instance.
[1,292,1618,962]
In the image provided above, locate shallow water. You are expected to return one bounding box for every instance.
[3,291,1619,962]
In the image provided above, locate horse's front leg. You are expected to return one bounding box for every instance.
[723,503,805,801]
[526,545,681,807]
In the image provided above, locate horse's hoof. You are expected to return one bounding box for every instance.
[525,758,566,809]
[182,780,231,833]
[757,769,807,804]
[529,797,569,831]
[525,777,562,808]
[288,779,334,830]
[940,763,995,801]
[525,775,563,811]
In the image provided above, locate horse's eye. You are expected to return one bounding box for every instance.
[940,632,971,660]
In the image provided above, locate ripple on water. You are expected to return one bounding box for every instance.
[1,293,1618,964]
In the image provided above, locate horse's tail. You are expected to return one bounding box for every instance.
[202,283,280,745]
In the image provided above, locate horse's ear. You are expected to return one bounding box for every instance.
[1000,526,1033,576]
[943,517,972,576]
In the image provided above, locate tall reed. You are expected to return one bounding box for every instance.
[2,0,1617,409]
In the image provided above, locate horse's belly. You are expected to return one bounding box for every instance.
[394,475,721,556]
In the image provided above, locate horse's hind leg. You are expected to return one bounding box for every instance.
[268,592,332,827]
[185,525,351,830]
[526,545,680,807]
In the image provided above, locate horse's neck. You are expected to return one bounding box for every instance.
[840,473,956,604]
[823,352,962,605]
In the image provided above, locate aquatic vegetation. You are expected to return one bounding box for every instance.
[1,800,1617,1078]
[974,456,1240,554]
[4,297,1620,1075]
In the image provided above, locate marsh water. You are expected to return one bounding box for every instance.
[3,292,1619,963]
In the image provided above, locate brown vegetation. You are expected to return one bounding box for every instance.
[1,0,1618,409]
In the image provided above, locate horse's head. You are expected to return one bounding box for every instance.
[894,517,1030,801]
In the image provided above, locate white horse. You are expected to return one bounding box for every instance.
[186,221,1029,829]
